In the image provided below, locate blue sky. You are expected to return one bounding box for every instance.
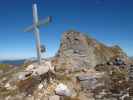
[0,0,133,60]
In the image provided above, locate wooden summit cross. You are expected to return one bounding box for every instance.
[24,0,52,65]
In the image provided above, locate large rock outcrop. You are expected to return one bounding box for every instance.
[53,30,128,71]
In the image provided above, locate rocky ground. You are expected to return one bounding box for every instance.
[0,30,133,100]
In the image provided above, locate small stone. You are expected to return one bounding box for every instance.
[38,83,43,90]
[82,68,88,72]
[18,72,28,80]
[77,74,98,90]
[4,82,12,90]
[55,83,71,96]
[26,64,35,71]
[77,75,96,81]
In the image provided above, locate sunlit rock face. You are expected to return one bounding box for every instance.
[54,30,127,71]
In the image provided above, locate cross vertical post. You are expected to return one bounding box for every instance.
[33,3,41,65]
[24,0,52,65]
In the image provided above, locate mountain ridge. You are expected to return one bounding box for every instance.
[0,59,25,65]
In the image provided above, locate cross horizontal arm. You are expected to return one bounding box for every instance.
[24,16,52,32]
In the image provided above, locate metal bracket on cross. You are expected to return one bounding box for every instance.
[24,0,52,65]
